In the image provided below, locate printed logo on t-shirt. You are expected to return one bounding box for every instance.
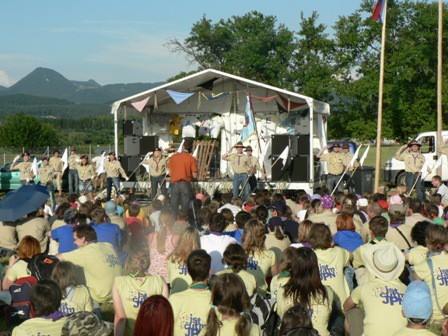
[132,292,148,308]
[247,257,259,271]
[59,303,75,316]
[104,254,120,268]
[183,314,206,335]
[380,286,404,306]
[437,268,448,286]
[178,264,188,275]
[319,265,336,281]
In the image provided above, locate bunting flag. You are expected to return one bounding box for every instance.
[251,94,279,103]
[31,157,39,177]
[278,146,289,169]
[278,94,307,111]
[201,92,229,100]
[359,145,370,167]
[61,148,69,173]
[241,96,256,142]
[178,139,185,153]
[130,95,150,112]
[349,145,362,169]
[276,99,287,113]
[197,77,218,90]
[166,89,194,105]
[372,0,386,23]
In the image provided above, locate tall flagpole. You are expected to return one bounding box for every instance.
[437,0,443,176]
[374,0,388,192]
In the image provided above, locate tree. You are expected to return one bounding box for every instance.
[167,11,295,87]
[0,113,61,148]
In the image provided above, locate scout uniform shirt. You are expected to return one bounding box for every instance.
[341,151,359,172]
[146,156,167,177]
[15,161,33,180]
[320,152,344,175]
[248,155,263,176]
[49,156,63,172]
[68,153,80,170]
[105,159,128,179]
[394,149,425,173]
[75,163,95,181]
[38,165,55,184]
[225,153,251,174]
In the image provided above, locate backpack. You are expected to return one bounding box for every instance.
[249,294,279,336]
[24,254,59,281]
[6,276,37,325]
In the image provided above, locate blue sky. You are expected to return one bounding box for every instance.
[0,0,363,87]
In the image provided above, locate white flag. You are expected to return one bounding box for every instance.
[61,148,69,173]
[359,145,370,166]
[420,161,429,180]
[95,152,106,176]
[432,156,443,172]
[192,145,199,158]
[178,139,185,153]
[349,145,362,168]
[259,140,271,166]
[278,146,289,169]
[31,157,39,177]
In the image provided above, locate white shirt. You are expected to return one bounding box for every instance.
[218,204,242,218]
[437,183,448,205]
[200,234,237,274]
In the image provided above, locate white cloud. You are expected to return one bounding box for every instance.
[0,70,15,87]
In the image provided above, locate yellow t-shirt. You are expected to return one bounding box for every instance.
[200,319,262,336]
[414,253,448,321]
[351,278,407,336]
[269,273,289,298]
[59,285,93,316]
[408,246,429,266]
[12,316,68,336]
[114,274,165,336]
[7,260,30,282]
[167,259,192,294]
[392,328,436,336]
[61,242,122,303]
[247,249,276,276]
[276,283,334,336]
[314,247,350,307]
[216,268,257,297]
[170,288,212,336]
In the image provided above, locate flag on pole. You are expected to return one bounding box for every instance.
[432,156,443,172]
[259,140,271,166]
[278,146,289,169]
[31,157,39,177]
[241,96,256,142]
[61,148,69,173]
[178,139,185,153]
[359,145,370,166]
[372,0,386,23]
[349,145,362,169]
[95,152,106,176]
[420,161,429,180]
[192,145,199,158]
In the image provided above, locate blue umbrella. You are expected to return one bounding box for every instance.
[0,185,49,222]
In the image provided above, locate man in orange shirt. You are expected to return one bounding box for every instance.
[168,139,198,213]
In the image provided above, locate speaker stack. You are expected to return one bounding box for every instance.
[122,120,159,180]
[271,134,310,182]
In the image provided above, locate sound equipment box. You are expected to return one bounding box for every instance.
[289,155,309,182]
[123,120,142,136]
[271,154,290,181]
[295,135,310,156]
[271,134,291,156]
[124,136,140,156]
[119,155,145,181]
[140,136,159,155]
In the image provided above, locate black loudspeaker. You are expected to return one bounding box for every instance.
[295,135,310,156]
[140,136,159,155]
[124,136,140,156]
[272,134,292,156]
[123,120,142,136]
[271,155,290,181]
[119,156,145,181]
[290,155,309,182]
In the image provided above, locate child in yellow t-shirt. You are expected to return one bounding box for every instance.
[270,247,296,298]
[404,221,430,267]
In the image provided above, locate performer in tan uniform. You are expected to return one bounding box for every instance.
[394,140,425,201]
[244,145,266,192]
[341,141,359,193]
[68,148,80,195]
[39,157,56,209]
[142,147,167,200]
[222,141,252,200]
[316,142,344,192]
[10,152,34,186]
[76,155,96,201]
[49,150,63,196]
[105,152,129,201]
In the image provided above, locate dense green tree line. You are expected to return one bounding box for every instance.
[168,0,448,140]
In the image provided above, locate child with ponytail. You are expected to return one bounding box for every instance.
[112,249,169,336]
[204,273,261,336]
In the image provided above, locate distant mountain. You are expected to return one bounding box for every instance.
[0,85,6,92]
[0,67,164,104]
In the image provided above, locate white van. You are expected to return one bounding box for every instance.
[384,131,448,185]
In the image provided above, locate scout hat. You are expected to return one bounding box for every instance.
[363,243,405,281]
[71,148,76,152]
[408,140,421,147]
[234,141,245,148]
[332,142,341,148]
[80,155,88,160]
[402,280,433,323]
[245,146,253,152]
[61,311,113,336]
[342,141,350,149]
[154,147,162,152]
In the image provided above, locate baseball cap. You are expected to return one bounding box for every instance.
[270,200,286,212]
[104,200,118,215]
[378,199,389,210]
[402,280,433,323]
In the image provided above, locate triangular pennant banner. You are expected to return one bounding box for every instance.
[278,94,307,111]
[130,95,150,112]
[202,92,229,101]
[251,94,279,103]
[276,99,287,113]
[166,89,195,105]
